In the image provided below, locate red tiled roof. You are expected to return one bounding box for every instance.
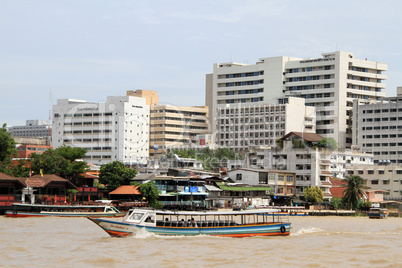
[330,187,347,198]
[330,179,346,187]
[278,132,324,142]
[109,185,141,195]
[18,174,76,189]
[0,172,16,181]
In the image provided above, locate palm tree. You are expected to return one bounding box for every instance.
[343,175,366,209]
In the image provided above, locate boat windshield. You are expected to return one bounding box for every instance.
[129,212,145,221]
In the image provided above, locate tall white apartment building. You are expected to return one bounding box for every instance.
[206,51,387,148]
[52,96,150,165]
[353,87,402,164]
[216,97,315,152]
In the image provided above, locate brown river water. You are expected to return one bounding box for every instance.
[0,215,401,267]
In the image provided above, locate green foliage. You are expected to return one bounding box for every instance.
[330,196,343,210]
[358,201,372,211]
[304,186,324,204]
[54,145,87,162]
[317,138,338,150]
[30,149,69,175]
[171,148,243,170]
[342,175,366,210]
[29,146,89,183]
[138,181,163,209]
[11,159,30,177]
[0,123,17,174]
[99,161,137,191]
[276,139,283,148]
[292,137,306,148]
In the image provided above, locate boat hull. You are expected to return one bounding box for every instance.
[5,211,125,218]
[88,218,291,238]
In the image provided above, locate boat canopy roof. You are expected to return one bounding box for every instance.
[129,208,281,216]
[12,203,112,209]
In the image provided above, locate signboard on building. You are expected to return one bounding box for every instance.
[25,178,45,187]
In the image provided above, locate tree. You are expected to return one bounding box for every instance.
[11,159,30,177]
[138,181,162,209]
[29,146,89,184]
[330,197,343,210]
[317,137,338,151]
[98,161,137,191]
[30,149,70,176]
[171,148,243,170]
[343,175,366,210]
[304,186,324,204]
[0,123,17,175]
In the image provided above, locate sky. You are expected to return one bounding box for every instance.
[1,0,401,127]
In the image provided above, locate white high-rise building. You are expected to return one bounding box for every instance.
[52,96,150,165]
[353,87,402,164]
[216,97,315,152]
[206,51,387,148]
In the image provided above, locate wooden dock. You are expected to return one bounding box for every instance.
[306,210,356,216]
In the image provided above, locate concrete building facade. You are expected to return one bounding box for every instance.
[8,120,51,139]
[353,87,402,164]
[206,51,387,148]
[216,97,315,152]
[52,96,149,165]
[229,132,334,200]
[149,104,209,156]
[346,165,402,200]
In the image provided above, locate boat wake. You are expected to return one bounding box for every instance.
[131,228,157,239]
[290,227,324,236]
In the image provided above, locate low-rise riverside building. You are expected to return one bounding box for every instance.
[214,181,272,208]
[227,168,296,199]
[231,132,334,201]
[346,164,402,201]
[329,149,374,179]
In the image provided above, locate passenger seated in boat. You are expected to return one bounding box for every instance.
[145,216,153,223]
[191,218,198,227]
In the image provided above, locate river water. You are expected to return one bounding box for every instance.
[0,215,401,267]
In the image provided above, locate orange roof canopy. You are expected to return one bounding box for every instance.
[109,185,141,195]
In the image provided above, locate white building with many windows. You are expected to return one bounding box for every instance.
[206,51,387,148]
[353,87,402,164]
[8,120,51,139]
[52,96,149,165]
[216,97,315,152]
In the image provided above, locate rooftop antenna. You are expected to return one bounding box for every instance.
[48,89,52,146]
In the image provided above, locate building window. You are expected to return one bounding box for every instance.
[236,174,242,181]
